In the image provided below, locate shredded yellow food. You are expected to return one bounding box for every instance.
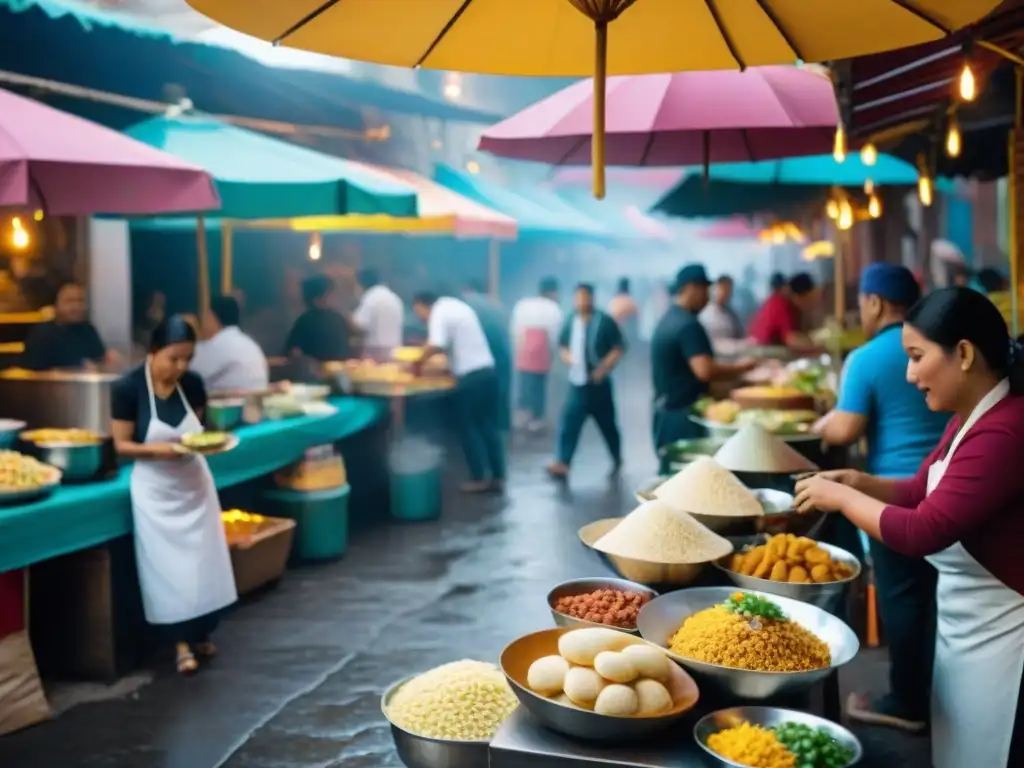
[669,606,830,672]
[707,722,796,767]
[386,660,518,741]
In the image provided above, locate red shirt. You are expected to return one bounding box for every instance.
[880,395,1024,596]
[748,293,799,345]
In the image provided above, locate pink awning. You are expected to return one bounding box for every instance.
[698,217,760,240]
[0,88,219,216]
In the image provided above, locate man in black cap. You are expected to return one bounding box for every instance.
[650,264,755,456]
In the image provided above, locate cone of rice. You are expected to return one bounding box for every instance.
[593,499,732,563]
[654,456,763,518]
[713,422,818,474]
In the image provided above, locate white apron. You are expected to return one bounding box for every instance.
[129,362,237,625]
[926,379,1024,768]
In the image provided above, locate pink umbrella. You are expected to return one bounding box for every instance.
[698,217,760,240]
[0,88,219,215]
[479,66,840,168]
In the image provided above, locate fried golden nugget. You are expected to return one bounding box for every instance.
[730,554,745,572]
[788,565,810,583]
[767,535,789,559]
[769,560,790,582]
[810,564,834,583]
[753,552,777,580]
[804,546,831,565]
[740,545,765,576]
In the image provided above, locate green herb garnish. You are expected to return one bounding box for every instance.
[723,592,786,622]
[772,722,855,768]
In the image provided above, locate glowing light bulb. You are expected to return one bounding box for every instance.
[826,199,840,220]
[868,193,882,218]
[465,160,481,174]
[838,200,854,231]
[443,72,462,100]
[860,143,878,166]
[946,120,962,158]
[918,174,933,207]
[833,125,847,163]
[864,179,874,195]
[10,218,29,249]
[308,233,322,261]
[958,63,976,102]
[32,210,43,222]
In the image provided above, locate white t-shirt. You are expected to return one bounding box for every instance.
[510,295,563,348]
[353,284,404,349]
[428,297,494,377]
[191,326,269,391]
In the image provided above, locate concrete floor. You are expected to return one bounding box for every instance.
[0,363,931,768]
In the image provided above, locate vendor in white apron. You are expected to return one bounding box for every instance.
[110,315,237,676]
[795,287,1024,767]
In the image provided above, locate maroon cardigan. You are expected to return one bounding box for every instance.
[880,394,1024,596]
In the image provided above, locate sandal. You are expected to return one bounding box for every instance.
[194,641,218,659]
[176,645,199,676]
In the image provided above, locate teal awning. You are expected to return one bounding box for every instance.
[125,115,419,220]
[434,164,613,242]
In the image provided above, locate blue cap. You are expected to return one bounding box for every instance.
[860,263,921,307]
[673,264,711,292]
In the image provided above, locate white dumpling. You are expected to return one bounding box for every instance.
[593,651,638,684]
[593,684,639,717]
[527,655,570,696]
[621,643,672,682]
[551,693,577,708]
[563,666,605,708]
[558,628,631,666]
[634,678,673,715]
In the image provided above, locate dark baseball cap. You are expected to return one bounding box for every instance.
[672,264,711,292]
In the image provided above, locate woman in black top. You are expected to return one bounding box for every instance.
[110,316,237,676]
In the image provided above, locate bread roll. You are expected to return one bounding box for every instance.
[620,644,671,682]
[526,655,570,696]
[593,684,639,716]
[593,651,638,684]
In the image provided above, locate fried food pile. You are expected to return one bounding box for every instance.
[728,534,856,584]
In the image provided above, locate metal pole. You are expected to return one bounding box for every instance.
[488,240,500,299]
[221,221,233,294]
[196,216,210,313]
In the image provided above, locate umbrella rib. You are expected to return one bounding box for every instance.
[740,128,756,162]
[414,0,476,68]
[704,0,745,70]
[887,0,953,35]
[753,0,805,62]
[273,0,340,45]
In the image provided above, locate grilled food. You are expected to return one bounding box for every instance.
[0,451,57,491]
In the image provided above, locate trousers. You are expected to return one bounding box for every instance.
[454,367,506,481]
[557,381,621,465]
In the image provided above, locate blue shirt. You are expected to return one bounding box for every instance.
[837,324,949,478]
[650,306,713,410]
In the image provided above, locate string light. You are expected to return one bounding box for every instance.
[860,143,878,166]
[868,193,882,218]
[308,232,322,261]
[443,72,463,101]
[945,115,962,158]
[958,62,977,102]
[32,210,43,222]
[838,200,854,231]
[918,173,934,207]
[465,160,481,174]
[826,199,840,220]
[864,179,874,195]
[833,125,847,163]
[10,217,29,249]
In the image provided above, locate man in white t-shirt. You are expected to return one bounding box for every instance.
[192,295,269,391]
[510,277,563,430]
[413,291,505,494]
[351,268,404,352]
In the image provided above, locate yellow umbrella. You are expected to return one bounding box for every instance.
[187,0,1002,198]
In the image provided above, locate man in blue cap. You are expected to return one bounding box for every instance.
[815,262,949,733]
[650,264,755,456]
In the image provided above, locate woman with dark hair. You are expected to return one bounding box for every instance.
[795,288,1024,767]
[110,315,237,676]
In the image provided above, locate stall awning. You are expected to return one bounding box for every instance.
[434,164,614,242]
[124,114,419,220]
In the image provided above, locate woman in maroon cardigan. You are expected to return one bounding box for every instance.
[795,287,1024,768]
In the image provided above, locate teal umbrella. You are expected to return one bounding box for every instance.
[652,179,827,219]
[697,152,920,186]
[125,114,418,219]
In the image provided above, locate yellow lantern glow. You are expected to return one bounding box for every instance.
[860,143,878,166]
[838,200,854,231]
[465,160,481,174]
[958,62,977,102]
[946,117,962,158]
[868,193,882,218]
[32,210,43,222]
[826,199,840,220]
[918,174,934,207]
[10,218,29,249]
[833,125,847,163]
[308,232,322,261]
[864,179,874,195]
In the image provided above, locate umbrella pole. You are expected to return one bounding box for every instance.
[835,228,848,322]
[196,216,210,313]
[221,221,234,294]
[488,240,500,298]
[592,21,607,200]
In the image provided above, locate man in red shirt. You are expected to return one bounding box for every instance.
[748,272,817,349]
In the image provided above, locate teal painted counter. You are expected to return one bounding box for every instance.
[0,397,387,572]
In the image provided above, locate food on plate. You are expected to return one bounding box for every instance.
[180,431,229,450]
[593,500,733,563]
[385,660,517,740]
[526,655,570,696]
[714,423,818,474]
[526,629,682,717]
[0,451,56,490]
[772,721,856,768]
[707,721,795,768]
[552,588,652,629]
[654,457,764,518]
[736,385,806,399]
[736,409,818,434]
[668,592,831,672]
[728,534,856,584]
[21,428,102,445]
[704,399,742,424]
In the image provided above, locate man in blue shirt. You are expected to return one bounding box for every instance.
[816,263,948,733]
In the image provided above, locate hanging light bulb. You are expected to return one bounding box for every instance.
[860,143,878,166]
[10,218,28,249]
[838,200,854,231]
[863,179,874,195]
[868,193,882,218]
[833,125,847,163]
[918,173,934,207]
[32,210,43,222]
[958,62,977,102]
[826,199,840,220]
[465,160,481,174]
[308,232,322,261]
[946,115,962,158]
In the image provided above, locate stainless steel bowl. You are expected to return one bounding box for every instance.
[714,537,861,609]
[30,441,105,482]
[690,490,825,538]
[578,518,719,590]
[0,419,25,449]
[500,627,700,742]
[694,706,862,768]
[381,677,490,768]
[636,587,859,700]
[634,476,666,503]
[546,577,658,635]
[207,399,245,431]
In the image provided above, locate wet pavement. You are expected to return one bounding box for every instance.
[0,363,931,768]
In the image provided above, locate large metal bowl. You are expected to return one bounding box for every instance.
[0,419,26,449]
[27,441,105,482]
[207,399,245,431]
[690,490,825,538]
[636,587,859,700]
[714,537,861,610]
[499,627,700,742]
[380,677,490,768]
[694,706,862,768]
[546,577,658,635]
[578,518,719,590]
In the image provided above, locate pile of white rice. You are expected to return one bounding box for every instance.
[593,500,733,563]
[654,456,764,518]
